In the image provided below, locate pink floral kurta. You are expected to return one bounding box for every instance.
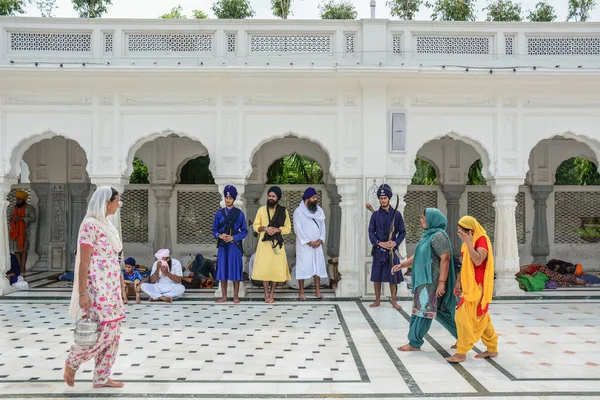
[79,220,125,323]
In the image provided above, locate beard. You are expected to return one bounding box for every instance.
[16,201,26,208]
[307,201,318,212]
[267,199,278,208]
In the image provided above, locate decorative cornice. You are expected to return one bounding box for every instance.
[244,95,336,106]
[412,96,496,107]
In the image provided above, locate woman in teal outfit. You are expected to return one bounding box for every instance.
[392,208,457,352]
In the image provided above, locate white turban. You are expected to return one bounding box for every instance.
[155,249,170,259]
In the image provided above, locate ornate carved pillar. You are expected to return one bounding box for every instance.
[326,184,341,258]
[491,180,522,295]
[242,184,264,256]
[336,178,362,297]
[530,185,553,265]
[152,185,173,254]
[0,181,16,295]
[69,183,91,268]
[442,184,466,256]
[31,183,50,271]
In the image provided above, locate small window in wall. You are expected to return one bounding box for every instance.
[267,154,323,184]
[130,157,149,184]
[411,158,437,185]
[555,157,600,186]
[180,156,215,184]
[467,159,486,186]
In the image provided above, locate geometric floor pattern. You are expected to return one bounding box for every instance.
[0,298,599,399]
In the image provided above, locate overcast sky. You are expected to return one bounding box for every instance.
[21,0,600,21]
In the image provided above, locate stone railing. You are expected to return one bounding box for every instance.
[1,18,600,69]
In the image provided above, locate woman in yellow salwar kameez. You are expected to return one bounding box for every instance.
[446,216,498,363]
[251,186,291,304]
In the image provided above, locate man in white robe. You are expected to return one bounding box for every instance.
[293,187,327,300]
[141,249,185,303]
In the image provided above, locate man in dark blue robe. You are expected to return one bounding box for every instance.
[368,184,406,310]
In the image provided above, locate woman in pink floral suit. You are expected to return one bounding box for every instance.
[64,186,125,389]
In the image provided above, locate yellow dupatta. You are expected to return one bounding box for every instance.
[458,216,494,311]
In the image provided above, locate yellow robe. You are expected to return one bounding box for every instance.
[251,205,292,282]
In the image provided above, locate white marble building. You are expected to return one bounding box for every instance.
[1,17,600,297]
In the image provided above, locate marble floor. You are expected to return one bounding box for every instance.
[0,298,599,399]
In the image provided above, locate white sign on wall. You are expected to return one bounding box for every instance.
[389,111,406,152]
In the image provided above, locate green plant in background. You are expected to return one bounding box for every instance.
[411,158,437,185]
[267,154,324,184]
[555,158,600,186]
[575,217,600,242]
[129,157,149,184]
[467,159,487,185]
[180,156,215,184]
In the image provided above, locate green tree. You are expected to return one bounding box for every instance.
[267,154,324,185]
[160,4,186,18]
[272,0,292,18]
[192,9,208,18]
[29,0,57,16]
[180,156,215,184]
[555,158,600,185]
[467,159,487,185]
[72,0,112,18]
[567,0,596,21]
[526,1,556,21]
[0,0,25,15]
[483,0,522,21]
[386,0,422,20]
[411,158,438,185]
[426,0,476,20]
[211,0,255,19]
[319,0,357,19]
[130,158,149,184]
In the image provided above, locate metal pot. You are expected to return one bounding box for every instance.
[74,311,100,347]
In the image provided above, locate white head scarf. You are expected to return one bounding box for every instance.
[69,186,123,318]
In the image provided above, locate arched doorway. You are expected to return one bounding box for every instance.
[123,133,216,269]
[246,135,339,293]
[6,136,90,274]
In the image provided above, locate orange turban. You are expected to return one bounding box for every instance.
[15,190,28,200]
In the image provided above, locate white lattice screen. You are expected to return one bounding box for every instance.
[392,34,402,55]
[554,191,600,243]
[5,188,32,227]
[505,36,514,55]
[127,33,213,52]
[177,191,221,245]
[415,36,490,55]
[249,34,332,53]
[404,190,438,243]
[345,33,355,54]
[467,191,526,244]
[120,189,149,243]
[279,190,323,243]
[528,37,600,56]
[104,33,114,54]
[226,33,236,53]
[10,32,92,52]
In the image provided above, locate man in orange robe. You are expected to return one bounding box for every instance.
[9,190,37,274]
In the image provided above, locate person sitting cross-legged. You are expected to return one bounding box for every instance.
[140,249,185,303]
[121,257,143,304]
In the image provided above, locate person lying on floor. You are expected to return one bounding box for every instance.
[121,257,143,304]
[141,249,185,303]
[181,253,217,289]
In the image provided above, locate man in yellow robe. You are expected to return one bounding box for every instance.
[251,186,291,304]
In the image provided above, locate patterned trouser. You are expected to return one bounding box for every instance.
[66,320,121,385]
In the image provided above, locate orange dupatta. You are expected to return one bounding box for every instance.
[9,205,27,251]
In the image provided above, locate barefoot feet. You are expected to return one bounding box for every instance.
[369,301,380,308]
[445,353,467,363]
[233,297,240,304]
[475,351,498,359]
[215,297,228,303]
[63,363,76,387]
[93,379,125,389]
[391,302,402,310]
[397,344,420,352]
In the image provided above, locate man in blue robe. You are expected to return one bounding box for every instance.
[212,185,248,304]
[368,184,406,310]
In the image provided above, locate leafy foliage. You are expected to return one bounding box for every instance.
[211,0,255,19]
[72,0,112,18]
[192,9,208,18]
[467,159,487,186]
[130,158,149,184]
[483,0,522,21]
[160,4,187,18]
[29,0,57,17]
[555,157,600,186]
[386,0,422,20]
[267,154,324,185]
[319,0,357,19]
[180,156,215,184]
[411,158,437,185]
[0,0,25,15]
[526,1,556,21]
[567,0,596,21]
[426,0,476,21]
[272,0,292,18]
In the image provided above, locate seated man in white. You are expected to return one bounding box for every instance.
[141,249,185,303]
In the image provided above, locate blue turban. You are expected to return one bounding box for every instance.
[268,186,282,201]
[124,257,136,266]
[223,185,238,200]
[302,187,317,201]
[377,184,393,199]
